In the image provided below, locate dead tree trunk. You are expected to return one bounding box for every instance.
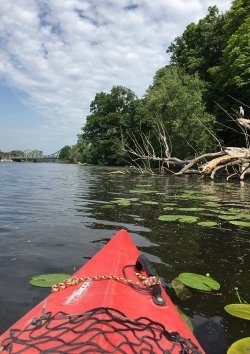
[124,107,250,180]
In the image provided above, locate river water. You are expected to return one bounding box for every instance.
[0,162,249,353]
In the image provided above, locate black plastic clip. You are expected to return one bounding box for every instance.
[136,254,166,306]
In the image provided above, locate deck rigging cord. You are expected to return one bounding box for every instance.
[0,307,202,354]
[51,271,161,292]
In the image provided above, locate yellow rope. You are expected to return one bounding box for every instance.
[52,273,161,292]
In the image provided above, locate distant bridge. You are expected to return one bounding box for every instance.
[42,150,61,162]
[11,149,62,162]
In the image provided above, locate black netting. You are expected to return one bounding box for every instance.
[1,307,202,354]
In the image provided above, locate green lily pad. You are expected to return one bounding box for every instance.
[212,209,225,214]
[178,207,204,212]
[178,216,198,223]
[230,221,250,227]
[158,215,198,223]
[178,193,214,201]
[214,209,243,215]
[112,198,132,206]
[163,207,174,211]
[205,202,221,207]
[240,214,250,220]
[29,274,71,288]
[227,337,250,354]
[213,209,234,215]
[141,201,159,205]
[113,197,138,202]
[158,215,183,222]
[197,221,218,227]
[178,273,220,291]
[227,208,244,214]
[218,215,239,221]
[224,304,250,320]
[129,189,157,194]
[100,204,115,209]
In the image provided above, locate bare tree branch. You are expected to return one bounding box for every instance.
[123,103,250,180]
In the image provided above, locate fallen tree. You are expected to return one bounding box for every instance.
[124,106,250,180]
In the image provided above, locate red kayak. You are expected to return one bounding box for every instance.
[0,229,204,353]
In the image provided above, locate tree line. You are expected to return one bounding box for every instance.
[60,0,249,175]
[0,150,43,160]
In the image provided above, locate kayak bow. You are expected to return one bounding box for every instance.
[0,229,204,353]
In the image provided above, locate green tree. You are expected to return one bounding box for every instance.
[209,0,250,92]
[59,145,72,162]
[10,150,25,157]
[167,1,250,147]
[143,66,216,158]
[209,0,250,146]
[80,85,138,165]
[167,6,226,82]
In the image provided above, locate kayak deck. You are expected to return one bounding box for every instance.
[0,229,204,353]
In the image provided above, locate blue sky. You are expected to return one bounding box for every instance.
[0,0,231,155]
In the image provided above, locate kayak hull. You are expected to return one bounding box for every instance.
[0,229,204,353]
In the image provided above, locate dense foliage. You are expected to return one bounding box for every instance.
[167,6,227,83]
[0,150,44,160]
[144,66,216,158]
[60,0,249,165]
[74,69,215,165]
[80,86,139,165]
[167,0,250,146]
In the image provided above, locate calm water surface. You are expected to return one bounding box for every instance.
[0,162,249,353]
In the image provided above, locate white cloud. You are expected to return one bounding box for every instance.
[0,0,231,152]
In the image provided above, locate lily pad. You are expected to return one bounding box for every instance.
[29,274,70,288]
[100,204,115,209]
[197,221,218,227]
[213,209,235,215]
[230,221,250,227]
[227,337,250,354]
[205,202,221,207]
[141,201,159,205]
[227,208,244,214]
[214,209,243,215]
[163,207,174,211]
[218,215,239,221]
[239,214,250,220]
[178,273,220,291]
[129,189,157,194]
[158,215,183,222]
[158,215,198,223]
[112,198,132,206]
[178,216,198,223]
[178,193,214,201]
[224,304,250,320]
